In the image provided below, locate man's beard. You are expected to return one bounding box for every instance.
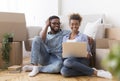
[50,27,60,33]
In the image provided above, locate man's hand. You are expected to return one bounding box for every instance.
[40,18,50,42]
[46,19,50,27]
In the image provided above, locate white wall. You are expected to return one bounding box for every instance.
[18,0,58,26]
[0,0,58,27]
[20,0,58,26]
[61,0,120,27]
[1,0,120,27]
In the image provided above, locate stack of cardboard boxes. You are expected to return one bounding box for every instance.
[0,12,27,69]
[96,28,120,69]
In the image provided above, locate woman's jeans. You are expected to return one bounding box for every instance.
[60,57,94,77]
[31,36,63,73]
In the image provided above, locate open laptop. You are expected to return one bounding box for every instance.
[62,42,88,58]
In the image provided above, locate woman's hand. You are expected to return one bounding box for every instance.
[87,53,91,59]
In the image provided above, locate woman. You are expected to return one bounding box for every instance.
[60,13,112,79]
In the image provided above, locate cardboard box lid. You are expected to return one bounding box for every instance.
[8,65,21,71]
[0,12,27,42]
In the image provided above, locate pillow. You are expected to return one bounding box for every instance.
[95,24,105,39]
[83,18,105,39]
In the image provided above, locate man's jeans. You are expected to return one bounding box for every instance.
[60,57,94,77]
[31,36,63,73]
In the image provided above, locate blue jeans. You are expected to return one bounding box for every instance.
[60,57,94,77]
[31,36,63,73]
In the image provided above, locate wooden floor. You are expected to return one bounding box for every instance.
[0,57,117,81]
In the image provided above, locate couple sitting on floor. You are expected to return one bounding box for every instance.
[22,13,112,79]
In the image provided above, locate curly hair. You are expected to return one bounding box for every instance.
[69,13,82,24]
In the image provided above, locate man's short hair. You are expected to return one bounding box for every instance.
[49,15,60,21]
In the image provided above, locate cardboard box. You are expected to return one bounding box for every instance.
[8,65,21,71]
[96,39,120,49]
[95,39,120,69]
[0,12,27,42]
[0,42,22,69]
[105,28,120,40]
[109,39,120,50]
[96,49,110,70]
[96,39,109,49]
[8,65,22,73]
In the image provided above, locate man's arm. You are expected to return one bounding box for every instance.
[40,19,50,42]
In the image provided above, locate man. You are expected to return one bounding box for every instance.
[22,15,69,77]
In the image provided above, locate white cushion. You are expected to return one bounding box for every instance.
[95,24,105,39]
[83,18,105,39]
[27,27,42,38]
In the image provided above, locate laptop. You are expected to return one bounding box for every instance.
[62,42,88,58]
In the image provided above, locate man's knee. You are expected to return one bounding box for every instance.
[32,36,44,47]
[33,36,42,43]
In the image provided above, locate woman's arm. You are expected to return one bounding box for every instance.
[82,35,92,59]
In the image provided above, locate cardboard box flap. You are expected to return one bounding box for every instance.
[0,12,26,22]
[0,12,27,42]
